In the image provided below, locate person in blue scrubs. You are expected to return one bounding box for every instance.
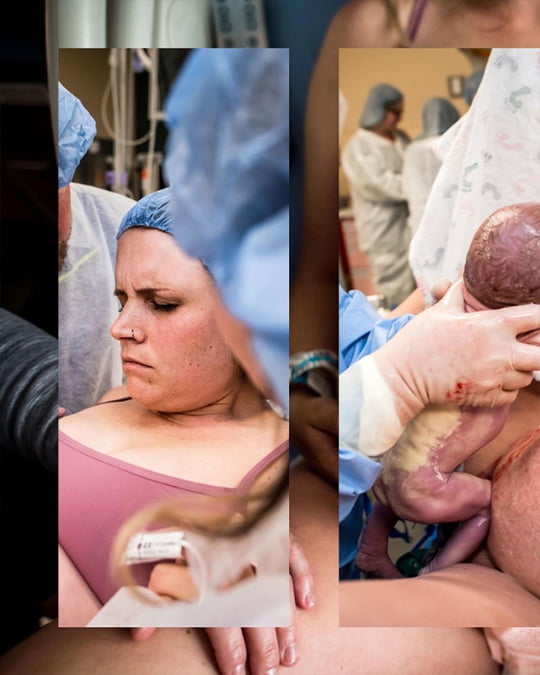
[339,287,413,575]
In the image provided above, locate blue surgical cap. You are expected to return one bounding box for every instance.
[58,83,97,188]
[418,97,460,140]
[464,69,484,107]
[164,49,289,409]
[360,83,403,129]
[117,188,173,239]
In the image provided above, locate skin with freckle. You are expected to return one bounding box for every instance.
[356,203,540,578]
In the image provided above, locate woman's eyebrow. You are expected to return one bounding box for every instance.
[114,287,175,296]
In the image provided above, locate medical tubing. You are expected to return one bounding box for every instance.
[143,49,160,195]
[135,48,153,72]
[126,51,136,182]
[121,49,129,194]
[0,309,57,473]
[110,49,121,193]
[101,76,153,147]
[120,49,129,194]
[182,537,208,604]
[109,49,131,197]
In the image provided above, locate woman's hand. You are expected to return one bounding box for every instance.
[204,534,313,675]
[290,388,338,485]
[204,608,295,675]
[483,627,540,672]
[131,534,315,674]
[288,532,315,610]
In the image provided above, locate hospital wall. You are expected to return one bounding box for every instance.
[59,49,111,138]
[339,48,478,199]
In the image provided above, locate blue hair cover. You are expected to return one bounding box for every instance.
[58,83,96,188]
[117,187,173,239]
[164,49,289,408]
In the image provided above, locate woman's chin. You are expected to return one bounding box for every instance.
[125,383,200,415]
[124,381,160,409]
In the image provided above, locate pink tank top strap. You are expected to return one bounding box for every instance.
[406,0,428,44]
[237,440,288,495]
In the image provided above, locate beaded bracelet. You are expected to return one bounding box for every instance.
[289,349,338,397]
[289,349,338,381]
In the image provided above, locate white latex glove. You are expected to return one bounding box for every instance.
[340,280,540,457]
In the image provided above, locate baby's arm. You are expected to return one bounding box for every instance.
[357,404,508,578]
[378,404,508,522]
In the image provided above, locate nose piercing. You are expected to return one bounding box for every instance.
[131,329,135,340]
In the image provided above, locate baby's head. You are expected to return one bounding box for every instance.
[463,203,540,311]
[463,205,540,594]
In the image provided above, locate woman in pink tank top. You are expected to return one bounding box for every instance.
[59,189,289,626]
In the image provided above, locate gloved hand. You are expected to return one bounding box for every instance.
[340,280,540,457]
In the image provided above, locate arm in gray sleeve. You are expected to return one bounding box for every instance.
[0,309,57,472]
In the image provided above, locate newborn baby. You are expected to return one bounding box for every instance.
[356,203,540,579]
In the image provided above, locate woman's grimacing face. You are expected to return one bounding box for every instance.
[111,228,240,413]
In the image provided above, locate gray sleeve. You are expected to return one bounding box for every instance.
[0,309,57,472]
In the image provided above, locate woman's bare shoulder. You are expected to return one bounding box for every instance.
[330,0,410,47]
[274,415,289,447]
[263,401,289,443]
[98,385,129,403]
[59,398,134,446]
